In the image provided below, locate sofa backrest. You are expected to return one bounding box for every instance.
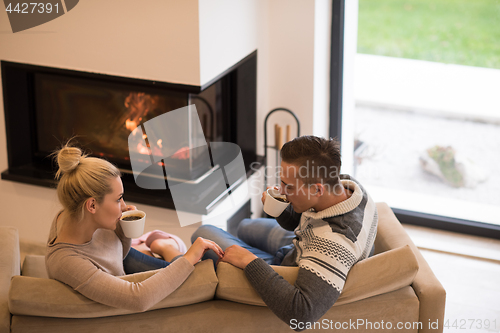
[215,244,419,307]
[12,244,419,319]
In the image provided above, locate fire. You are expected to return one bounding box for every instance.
[127,110,190,160]
[136,142,150,155]
[125,119,138,131]
[123,92,159,139]
[172,146,190,160]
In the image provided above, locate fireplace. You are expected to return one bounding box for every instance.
[1,51,261,214]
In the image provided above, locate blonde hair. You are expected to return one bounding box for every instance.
[54,143,121,222]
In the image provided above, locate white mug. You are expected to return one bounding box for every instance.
[119,210,146,238]
[263,188,290,217]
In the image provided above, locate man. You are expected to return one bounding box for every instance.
[192,135,378,329]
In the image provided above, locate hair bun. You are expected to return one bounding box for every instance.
[55,145,85,178]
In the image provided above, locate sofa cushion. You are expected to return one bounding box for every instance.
[9,259,218,318]
[215,244,419,306]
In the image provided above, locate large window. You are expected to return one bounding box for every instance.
[331,0,500,237]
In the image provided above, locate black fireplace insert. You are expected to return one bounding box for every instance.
[1,51,262,214]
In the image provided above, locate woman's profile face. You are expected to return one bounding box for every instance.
[93,177,126,230]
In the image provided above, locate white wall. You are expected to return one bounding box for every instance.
[262,0,332,141]
[340,0,359,174]
[0,0,201,84]
[0,0,264,86]
[254,0,271,157]
[267,0,315,138]
[199,0,259,86]
[0,0,331,247]
[313,0,332,138]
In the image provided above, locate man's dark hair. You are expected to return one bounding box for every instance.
[280,136,341,190]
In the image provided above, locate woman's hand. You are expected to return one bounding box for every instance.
[122,204,137,212]
[220,245,258,270]
[183,237,224,266]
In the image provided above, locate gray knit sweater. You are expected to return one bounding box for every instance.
[244,175,378,330]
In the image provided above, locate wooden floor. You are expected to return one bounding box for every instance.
[403,225,500,333]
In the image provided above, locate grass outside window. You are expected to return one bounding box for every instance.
[357,0,500,69]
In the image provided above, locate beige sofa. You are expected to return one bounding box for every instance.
[1,203,445,333]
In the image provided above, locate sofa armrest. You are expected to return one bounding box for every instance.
[375,202,446,333]
[0,227,21,333]
[9,259,217,319]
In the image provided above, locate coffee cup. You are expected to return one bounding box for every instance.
[263,188,290,217]
[120,210,146,238]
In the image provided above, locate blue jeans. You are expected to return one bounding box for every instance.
[123,247,170,274]
[191,218,296,268]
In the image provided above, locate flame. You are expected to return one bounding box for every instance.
[125,119,138,131]
[123,92,158,132]
[172,146,190,160]
[127,113,189,161]
[136,142,150,155]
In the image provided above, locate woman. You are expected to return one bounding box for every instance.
[45,143,224,312]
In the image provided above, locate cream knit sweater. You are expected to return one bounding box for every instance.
[45,212,194,312]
